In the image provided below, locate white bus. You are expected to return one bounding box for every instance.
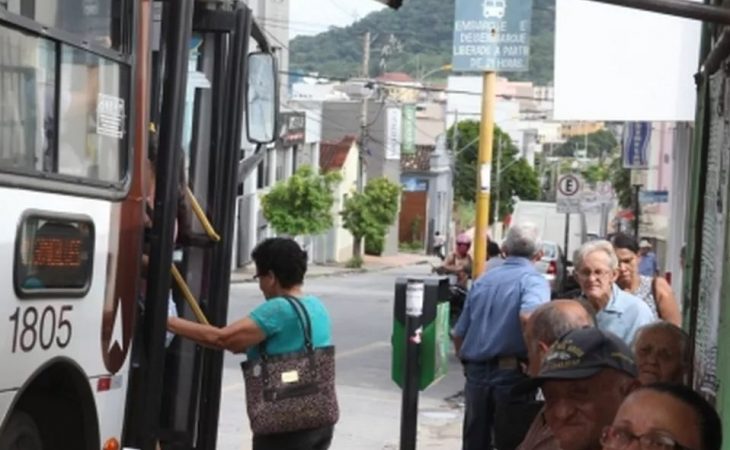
[0,1,277,449]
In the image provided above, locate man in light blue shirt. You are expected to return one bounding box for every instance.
[453,223,550,450]
[638,239,659,277]
[574,240,655,345]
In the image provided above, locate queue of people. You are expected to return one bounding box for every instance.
[452,223,722,450]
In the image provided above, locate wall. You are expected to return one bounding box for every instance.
[333,147,359,262]
[251,0,289,99]
[321,100,401,256]
[667,123,692,297]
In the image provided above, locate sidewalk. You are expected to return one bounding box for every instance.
[230,252,440,284]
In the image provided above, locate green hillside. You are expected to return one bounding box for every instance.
[289,0,555,85]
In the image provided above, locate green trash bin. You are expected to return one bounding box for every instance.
[391,276,451,390]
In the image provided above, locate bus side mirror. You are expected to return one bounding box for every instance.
[246,52,279,144]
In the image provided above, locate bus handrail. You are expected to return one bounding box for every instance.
[185,186,221,242]
[171,264,209,325]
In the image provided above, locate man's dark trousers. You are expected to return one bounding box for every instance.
[462,361,529,450]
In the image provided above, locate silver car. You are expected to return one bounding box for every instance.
[535,241,566,295]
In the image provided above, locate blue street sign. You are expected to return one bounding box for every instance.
[402,177,429,192]
[622,122,651,169]
[639,190,669,204]
[452,0,533,72]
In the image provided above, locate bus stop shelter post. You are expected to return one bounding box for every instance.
[400,279,424,450]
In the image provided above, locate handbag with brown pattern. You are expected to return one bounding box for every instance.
[241,296,339,435]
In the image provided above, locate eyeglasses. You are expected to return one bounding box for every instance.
[601,425,694,450]
[577,268,612,279]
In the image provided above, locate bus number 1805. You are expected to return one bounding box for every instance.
[8,305,73,352]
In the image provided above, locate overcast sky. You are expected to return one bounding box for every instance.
[289,0,385,38]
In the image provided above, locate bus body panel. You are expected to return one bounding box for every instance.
[0,187,139,445]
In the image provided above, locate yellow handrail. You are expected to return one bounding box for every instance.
[171,264,209,325]
[185,186,221,242]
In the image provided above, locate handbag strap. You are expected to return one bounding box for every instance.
[258,295,314,360]
[283,296,314,351]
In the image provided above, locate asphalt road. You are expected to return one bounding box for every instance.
[216,265,465,449]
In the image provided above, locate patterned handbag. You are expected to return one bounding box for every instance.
[241,296,339,435]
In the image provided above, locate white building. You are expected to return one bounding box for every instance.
[445,75,561,165]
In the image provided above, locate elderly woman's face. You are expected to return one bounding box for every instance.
[634,328,685,385]
[603,390,701,450]
[577,251,616,302]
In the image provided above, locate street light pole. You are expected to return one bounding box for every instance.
[419,64,453,83]
[493,137,502,226]
[358,31,371,195]
[633,184,642,236]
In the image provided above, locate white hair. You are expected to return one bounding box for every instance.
[633,321,690,366]
[575,240,618,270]
[503,222,542,258]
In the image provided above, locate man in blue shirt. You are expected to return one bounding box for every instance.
[574,240,655,345]
[638,239,659,277]
[453,223,550,450]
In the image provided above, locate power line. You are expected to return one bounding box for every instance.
[282,70,555,102]
[324,0,360,21]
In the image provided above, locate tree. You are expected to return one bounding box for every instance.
[610,157,633,208]
[341,177,401,261]
[553,129,619,160]
[582,164,610,186]
[261,165,341,237]
[448,121,541,222]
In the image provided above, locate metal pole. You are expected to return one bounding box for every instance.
[400,280,424,450]
[494,137,502,226]
[358,31,370,194]
[634,185,642,236]
[585,0,730,25]
[564,213,570,267]
[452,110,460,154]
[474,72,496,277]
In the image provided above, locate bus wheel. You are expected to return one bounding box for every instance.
[0,411,43,450]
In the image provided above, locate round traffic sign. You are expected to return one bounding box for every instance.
[558,175,581,196]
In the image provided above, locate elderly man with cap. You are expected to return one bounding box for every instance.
[513,300,596,450]
[638,239,659,277]
[453,222,550,450]
[514,327,640,450]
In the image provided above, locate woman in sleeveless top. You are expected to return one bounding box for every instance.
[610,233,681,326]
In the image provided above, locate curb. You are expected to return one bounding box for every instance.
[229,258,432,284]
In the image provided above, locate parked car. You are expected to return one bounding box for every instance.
[535,241,566,295]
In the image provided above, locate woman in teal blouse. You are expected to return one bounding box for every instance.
[168,237,334,450]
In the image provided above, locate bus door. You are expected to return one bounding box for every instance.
[139,3,276,449]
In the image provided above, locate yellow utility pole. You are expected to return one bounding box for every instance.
[473,72,496,278]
